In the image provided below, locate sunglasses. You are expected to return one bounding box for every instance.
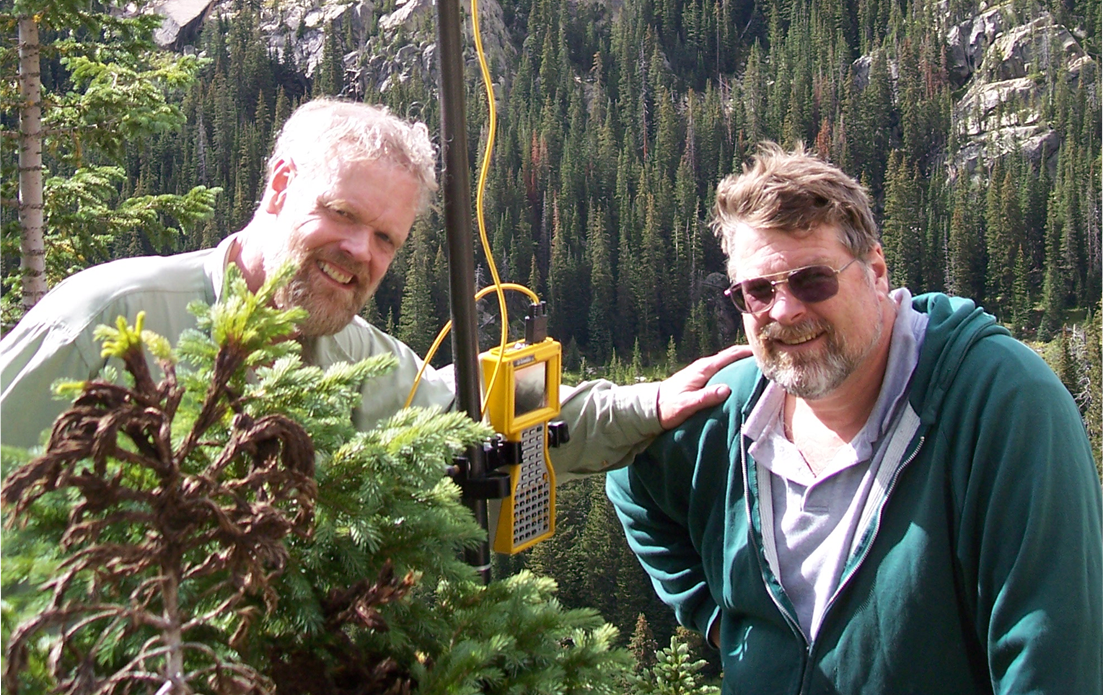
[724,258,859,314]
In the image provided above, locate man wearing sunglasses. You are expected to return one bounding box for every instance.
[607,143,1101,694]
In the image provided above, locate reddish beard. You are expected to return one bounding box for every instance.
[274,247,374,337]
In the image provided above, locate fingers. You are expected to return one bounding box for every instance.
[690,383,732,411]
[657,345,750,430]
[682,344,752,382]
[658,384,733,429]
[699,344,753,371]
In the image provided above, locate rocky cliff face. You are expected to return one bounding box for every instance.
[151,0,513,101]
[946,4,1095,177]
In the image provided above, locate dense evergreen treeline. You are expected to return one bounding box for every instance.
[1,2,219,319]
[90,0,1100,367]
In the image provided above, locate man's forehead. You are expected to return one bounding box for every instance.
[728,223,846,275]
[296,155,404,182]
[731,220,835,241]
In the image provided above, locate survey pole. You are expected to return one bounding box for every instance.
[435,0,491,584]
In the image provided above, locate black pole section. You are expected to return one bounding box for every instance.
[436,0,491,584]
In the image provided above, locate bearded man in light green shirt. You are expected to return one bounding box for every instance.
[1,98,745,476]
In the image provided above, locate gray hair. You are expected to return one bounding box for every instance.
[268,98,438,212]
[710,142,879,259]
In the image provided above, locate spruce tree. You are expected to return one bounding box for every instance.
[947,180,986,302]
[1009,244,1032,337]
[858,48,893,198]
[984,164,1023,321]
[630,635,720,695]
[1,265,634,694]
[1083,307,1102,478]
[881,151,924,292]
[397,228,436,359]
[312,24,343,97]
[575,481,622,626]
[629,613,660,672]
[547,197,572,343]
[588,204,615,363]
[1040,187,1068,339]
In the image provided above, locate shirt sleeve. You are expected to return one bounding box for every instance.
[549,379,663,481]
[335,323,457,432]
[604,427,719,638]
[1,317,100,450]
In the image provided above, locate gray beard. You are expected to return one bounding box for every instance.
[265,234,371,337]
[758,316,883,400]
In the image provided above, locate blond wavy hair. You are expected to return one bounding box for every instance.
[267,98,438,212]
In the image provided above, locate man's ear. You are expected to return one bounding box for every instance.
[264,158,295,214]
[867,243,891,293]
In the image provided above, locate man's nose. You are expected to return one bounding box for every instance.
[339,231,373,264]
[767,284,807,324]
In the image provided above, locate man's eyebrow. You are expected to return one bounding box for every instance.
[321,196,361,217]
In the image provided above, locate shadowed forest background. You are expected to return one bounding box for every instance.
[2,0,1100,680]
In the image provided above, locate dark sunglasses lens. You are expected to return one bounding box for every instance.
[788,266,840,303]
[740,279,775,312]
[728,287,749,312]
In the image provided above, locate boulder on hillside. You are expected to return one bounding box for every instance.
[946,5,1006,87]
[148,0,218,48]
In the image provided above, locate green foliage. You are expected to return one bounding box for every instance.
[42,167,218,280]
[1,0,219,324]
[408,573,629,695]
[882,151,925,291]
[629,635,719,695]
[1036,315,1103,479]
[628,613,659,672]
[2,265,632,694]
[397,227,438,358]
[1,265,324,695]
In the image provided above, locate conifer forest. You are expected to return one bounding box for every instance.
[2,0,1101,690]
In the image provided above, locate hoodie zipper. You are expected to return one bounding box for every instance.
[797,434,927,693]
[741,436,812,682]
[741,396,927,692]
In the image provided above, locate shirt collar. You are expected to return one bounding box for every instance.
[203,232,245,303]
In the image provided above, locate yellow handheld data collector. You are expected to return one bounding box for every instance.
[480,338,562,554]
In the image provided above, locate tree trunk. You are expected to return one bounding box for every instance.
[19,15,46,312]
[162,565,186,693]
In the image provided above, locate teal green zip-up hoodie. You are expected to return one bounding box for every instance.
[607,293,1102,694]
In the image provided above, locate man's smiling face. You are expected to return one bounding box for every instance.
[729,222,890,399]
[262,157,419,337]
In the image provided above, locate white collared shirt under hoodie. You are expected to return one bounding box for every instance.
[742,288,928,642]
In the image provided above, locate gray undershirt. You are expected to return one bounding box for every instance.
[743,288,928,641]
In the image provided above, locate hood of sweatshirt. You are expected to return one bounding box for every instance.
[907,293,1010,427]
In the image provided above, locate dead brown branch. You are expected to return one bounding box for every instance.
[1,326,317,695]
